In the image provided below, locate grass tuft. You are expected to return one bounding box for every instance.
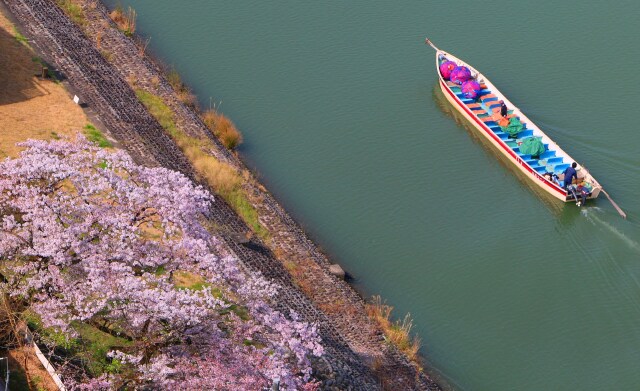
[164,67,199,109]
[12,26,29,48]
[109,4,137,37]
[366,295,422,363]
[55,0,87,27]
[202,109,243,150]
[83,124,113,148]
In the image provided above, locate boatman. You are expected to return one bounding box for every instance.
[500,101,508,117]
[563,162,578,189]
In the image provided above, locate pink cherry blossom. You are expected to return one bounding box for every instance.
[0,137,323,389]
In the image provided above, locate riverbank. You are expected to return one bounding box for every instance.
[2,0,441,388]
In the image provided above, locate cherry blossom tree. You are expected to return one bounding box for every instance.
[0,137,322,390]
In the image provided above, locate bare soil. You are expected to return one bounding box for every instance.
[3,346,58,391]
[0,8,88,159]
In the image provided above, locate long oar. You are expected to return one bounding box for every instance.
[601,188,626,219]
[425,37,439,51]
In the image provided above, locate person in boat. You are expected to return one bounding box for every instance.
[567,182,589,206]
[491,100,510,127]
[543,172,563,187]
[563,162,578,189]
[499,101,508,117]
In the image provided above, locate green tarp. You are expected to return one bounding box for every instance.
[502,116,524,137]
[519,136,545,158]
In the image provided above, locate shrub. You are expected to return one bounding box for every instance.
[166,68,182,91]
[177,88,198,109]
[202,109,243,150]
[109,4,137,37]
[366,296,421,363]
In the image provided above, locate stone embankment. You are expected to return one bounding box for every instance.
[3,0,442,389]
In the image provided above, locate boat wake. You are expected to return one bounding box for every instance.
[581,207,640,253]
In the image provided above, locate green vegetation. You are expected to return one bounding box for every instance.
[25,311,132,377]
[135,89,268,239]
[135,90,177,135]
[165,67,198,108]
[171,271,249,320]
[165,68,182,91]
[12,26,29,48]
[172,270,211,291]
[74,322,132,376]
[83,124,113,148]
[55,0,87,27]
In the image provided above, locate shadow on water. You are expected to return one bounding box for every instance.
[430,84,583,220]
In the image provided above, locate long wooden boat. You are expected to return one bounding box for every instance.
[426,38,602,204]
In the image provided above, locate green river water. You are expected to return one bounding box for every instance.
[104,1,640,389]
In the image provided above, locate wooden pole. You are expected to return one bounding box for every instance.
[424,37,439,51]
[601,189,626,219]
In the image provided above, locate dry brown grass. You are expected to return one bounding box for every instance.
[109,4,136,37]
[366,295,421,363]
[177,88,198,109]
[0,15,89,158]
[135,89,268,238]
[202,109,243,150]
[150,75,160,89]
[317,298,359,316]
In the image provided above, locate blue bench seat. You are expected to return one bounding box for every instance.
[538,150,556,159]
[533,166,547,174]
[546,157,563,164]
[485,101,501,109]
[553,163,570,174]
[517,129,534,138]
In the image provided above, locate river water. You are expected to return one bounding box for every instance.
[104,1,640,389]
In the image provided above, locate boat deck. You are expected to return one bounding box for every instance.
[445,80,571,178]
